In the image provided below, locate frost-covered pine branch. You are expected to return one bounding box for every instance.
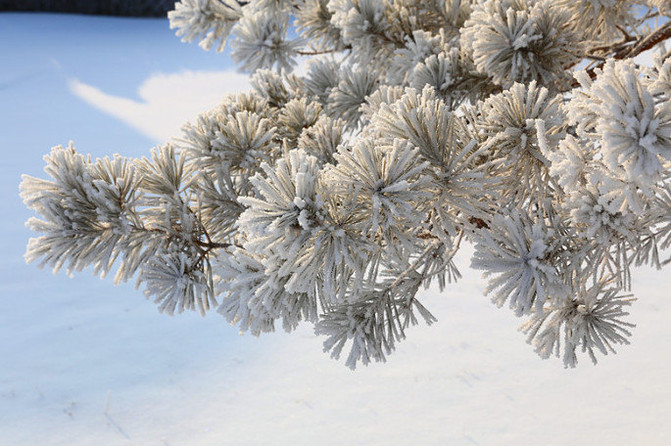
[21,0,671,369]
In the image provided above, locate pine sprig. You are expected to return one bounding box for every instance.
[21,0,671,369]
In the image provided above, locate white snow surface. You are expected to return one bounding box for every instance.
[1,13,670,446]
[69,70,250,143]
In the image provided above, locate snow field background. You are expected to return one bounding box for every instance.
[0,12,670,445]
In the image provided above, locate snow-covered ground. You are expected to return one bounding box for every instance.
[1,13,670,446]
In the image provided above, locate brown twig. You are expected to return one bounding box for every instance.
[626,21,671,59]
[571,21,671,87]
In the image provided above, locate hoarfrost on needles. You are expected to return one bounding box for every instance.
[21,0,671,369]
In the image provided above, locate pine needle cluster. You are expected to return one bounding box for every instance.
[22,0,671,368]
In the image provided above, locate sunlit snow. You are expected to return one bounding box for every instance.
[69,70,250,143]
